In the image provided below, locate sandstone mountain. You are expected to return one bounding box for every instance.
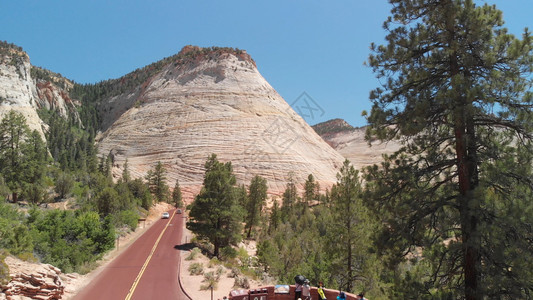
[0,42,79,137]
[96,46,345,199]
[312,118,401,171]
[0,43,346,200]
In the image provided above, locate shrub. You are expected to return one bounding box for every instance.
[118,209,138,231]
[200,271,219,290]
[186,247,201,261]
[188,262,204,275]
[220,246,237,261]
[0,249,10,286]
[228,267,240,278]
[208,257,220,268]
[216,266,225,278]
[233,275,250,289]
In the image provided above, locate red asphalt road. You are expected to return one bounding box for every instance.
[75,209,188,300]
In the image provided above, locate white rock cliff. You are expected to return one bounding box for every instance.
[97,46,345,199]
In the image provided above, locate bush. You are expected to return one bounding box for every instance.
[208,257,220,268]
[216,266,225,278]
[0,249,10,286]
[200,271,219,290]
[233,275,250,289]
[228,267,240,278]
[186,247,201,261]
[188,262,204,275]
[220,246,237,261]
[117,209,138,231]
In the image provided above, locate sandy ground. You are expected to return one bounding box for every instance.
[66,203,265,300]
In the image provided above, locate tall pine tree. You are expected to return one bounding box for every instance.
[365,0,533,298]
[187,154,244,257]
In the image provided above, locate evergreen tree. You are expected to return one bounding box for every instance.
[365,1,533,298]
[0,176,10,202]
[328,160,368,293]
[268,198,281,235]
[303,174,319,205]
[187,154,244,257]
[0,111,32,202]
[172,178,183,208]
[145,161,170,203]
[128,178,152,210]
[281,173,298,222]
[121,159,131,183]
[245,175,267,239]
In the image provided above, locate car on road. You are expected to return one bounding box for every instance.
[162,212,170,219]
[177,209,182,214]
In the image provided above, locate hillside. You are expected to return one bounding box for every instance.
[95,46,345,199]
[312,118,401,170]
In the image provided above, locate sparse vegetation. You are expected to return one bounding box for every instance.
[188,262,204,275]
[185,247,201,261]
[0,249,10,286]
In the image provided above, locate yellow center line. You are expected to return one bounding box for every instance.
[124,211,176,300]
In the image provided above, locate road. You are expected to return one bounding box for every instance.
[74,209,189,300]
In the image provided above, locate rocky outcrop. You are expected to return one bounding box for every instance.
[33,67,79,120]
[0,46,44,136]
[0,44,79,136]
[313,119,401,171]
[0,256,64,300]
[97,46,345,199]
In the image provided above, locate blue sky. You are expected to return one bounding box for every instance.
[1,1,530,127]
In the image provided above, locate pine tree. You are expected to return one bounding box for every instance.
[121,159,131,183]
[245,175,267,239]
[303,174,319,205]
[172,178,183,208]
[268,198,281,235]
[281,173,298,222]
[0,111,31,202]
[145,161,170,203]
[328,160,367,293]
[187,154,244,257]
[365,1,533,298]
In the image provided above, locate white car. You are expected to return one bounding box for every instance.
[162,212,170,219]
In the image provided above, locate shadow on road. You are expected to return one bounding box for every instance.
[174,243,195,251]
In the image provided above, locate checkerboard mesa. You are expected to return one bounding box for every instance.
[96,46,345,201]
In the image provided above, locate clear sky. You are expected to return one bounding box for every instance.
[1,1,530,127]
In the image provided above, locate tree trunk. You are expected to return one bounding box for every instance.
[445,1,480,297]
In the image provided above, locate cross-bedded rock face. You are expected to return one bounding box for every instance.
[97,47,345,200]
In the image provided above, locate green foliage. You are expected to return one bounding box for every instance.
[118,209,139,232]
[200,271,219,290]
[208,257,220,268]
[128,178,152,210]
[55,172,74,199]
[29,209,115,273]
[365,0,533,298]
[40,110,97,172]
[145,161,170,203]
[0,201,33,256]
[186,247,201,261]
[188,262,204,275]
[281,174,299,222]
[219,246,238,261]
[0,249,9,286]
[233,275,250,289]
[187,154,244,257]
[0,111,47,202]
[244,175,267,239]
[172,178,183,208]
